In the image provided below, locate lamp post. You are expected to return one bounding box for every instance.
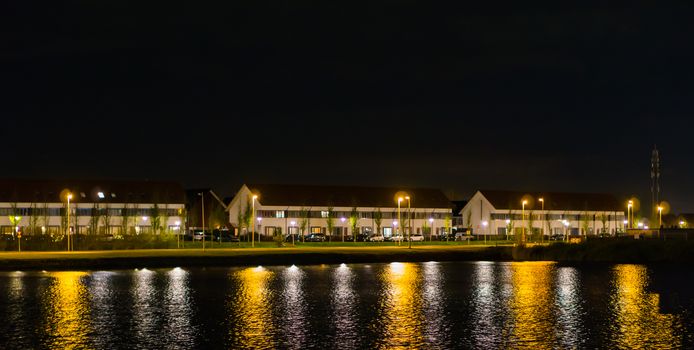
[67,193,72,252]
[198,192,205,252]
[482,220,488,244]
[340,217,346,242]
[251,195,258,248]
[627,200,633,229]
[429,217,434,241]
[658,206,663,228]
[539,198,544,243]
[290,221,296,244]
[397,197,403,246]
[522,200,528,243]
[406,196,411,249]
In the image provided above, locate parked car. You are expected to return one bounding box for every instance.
[305,233,326,242]
[386,235,404,242]
[213,229,239,242]
[355,233,370,242]
[408,233,425,242]
[368,234,385,242]
[284,233,302,242]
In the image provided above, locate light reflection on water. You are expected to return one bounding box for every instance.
[229,266,275,349]
[609,265,683,349]
[41,271,93,349]
[377,262,425,349]
[0,262,691,349]
[332,263,358,349]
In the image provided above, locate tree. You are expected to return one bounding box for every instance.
[349,207,358,242]
[8,203,22,237]
[41,202,50,236]
[120,203,131,238]
[101,204,112,235]
[527,210,535,242]
[236,201,246,237]
[326,207,335,242]
[150,203,162,235]
[599,213,608,234]
[243,197,253,241]
[299,207,309,243]
[208,203,227,231]
[506,210,515,241]
[581,211,590,236]
[444,214,452,240]
[161,204,170,235]
[465,210,472,234]
[28,202,39,235]
[374,208,383,237]
[422,218,430,240]
[88,203,100,235]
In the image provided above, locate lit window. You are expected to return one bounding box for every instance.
[97,192,105,199]
[111,193,116,198]
[276,211,285,218]
[321,211,329,218]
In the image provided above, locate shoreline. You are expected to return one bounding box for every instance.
[0,246,512,271]
[1,240,693,271]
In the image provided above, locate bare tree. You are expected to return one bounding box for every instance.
[299,207,310,243]
[374,208,383,237]
[349,207,358,242]
[326,207,335,242]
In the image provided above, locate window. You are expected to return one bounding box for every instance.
[311,226,323,234]
[321,211,329,218]
[275,211,285,218]
[383,227,393,237]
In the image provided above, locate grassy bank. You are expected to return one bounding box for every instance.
[513,239,694,263]
[0,245,513,271]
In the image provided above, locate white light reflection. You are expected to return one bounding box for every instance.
[332,263,358,349]
[88,271,119,349]
[278,265,307,349]
[470,261,503,348]
[422,261,450,347]
[554,267,585,348]
[164,267,196,348]
[132,268,159,347]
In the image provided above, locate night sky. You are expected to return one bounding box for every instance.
[4,2,694,213]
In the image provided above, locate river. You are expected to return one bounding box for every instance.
[0,261,691,349]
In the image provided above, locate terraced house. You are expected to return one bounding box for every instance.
[227,184,454,240]
[460,190,626,239]
[0,179,186,238]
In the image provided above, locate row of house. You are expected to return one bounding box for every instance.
[0,179,633,239]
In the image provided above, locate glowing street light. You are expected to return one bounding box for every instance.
[397,197,403,246]
[429,217,434,241]
[538,198,544,242]
[482,220,488,244]
[340,217,346,241]
[627,200,633,229]
[251,194,258,248]
[405,195,411,249]
[522,200,528,243]
[67,193,72,252]
[657,206,663,228]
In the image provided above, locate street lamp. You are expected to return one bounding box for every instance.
[627,200,633,229]
[67,193,72,252]
[397,197,403,246]
[657,206,663,228]
[539,198,544,243]
[340,217,346,242]
[522,200,528,243]
[290,220,296,244]
[482,220,488,244]
[251,195,258,248]
[429,217,434,241]
[198,192,205,252]
[405,196,411,249]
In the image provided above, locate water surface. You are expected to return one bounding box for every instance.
[0,262,692,349]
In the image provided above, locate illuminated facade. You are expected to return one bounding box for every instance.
[227,184,453,239]
[460,190,626,237]
[0,179,186,236]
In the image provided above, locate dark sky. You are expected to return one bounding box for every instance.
[3,1,694,214]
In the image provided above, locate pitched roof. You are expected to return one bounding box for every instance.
[0,179,185,204]
[246,184,453,208]
[479,190,623,212]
